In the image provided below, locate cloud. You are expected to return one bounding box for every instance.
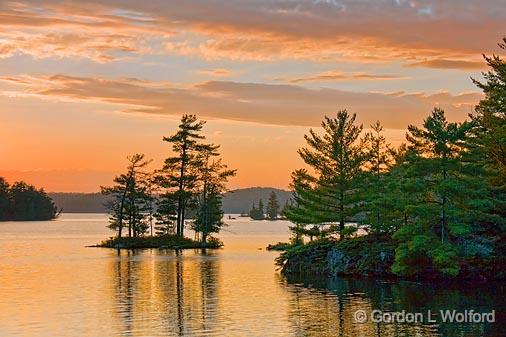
[195,68,234,77]
[0,1,503,65]
[283,71,406,83]
[406,59,487,70]
[0,2,169,62]
[1,74,482,129]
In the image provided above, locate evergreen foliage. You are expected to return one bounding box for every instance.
[101,115,235,246]
[266,191,280,220]
[286,110,367,241]
[101,154,153,238]
[0,177,57,221]
[249,199,265,220]
[283,38,506,279]
[191,145,236,246]
[156,115,209,237]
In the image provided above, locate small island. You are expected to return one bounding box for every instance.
[95,235,222,249]
[0,178,57,221]
[95,115,235,250]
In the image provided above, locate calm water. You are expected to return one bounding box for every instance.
[0,214,503,337]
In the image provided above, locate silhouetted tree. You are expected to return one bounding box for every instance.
[101,154,152,238]
[191,144,236,246]
[0,178,57,221]
[266,191,280,220]
[157,115,211,237]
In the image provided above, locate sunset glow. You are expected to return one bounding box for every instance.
[0,0,503,192]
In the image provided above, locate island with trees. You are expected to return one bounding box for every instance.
[248,191,291,220]
[0,178,58,221]
[276,38,506,281]
[97,115,235,249]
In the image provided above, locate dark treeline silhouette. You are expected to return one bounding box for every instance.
[0,177,57,221]
[248,191,289,220]
[280,37,506,280]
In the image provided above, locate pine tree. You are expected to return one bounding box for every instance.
[6,182,56,221]
[258,199,265,218]
[157,115,208,238]
[280,199,291,218]
[249,203,257,219]
[284,169,323,243]
[362,121,394,233]
[249,200,264,220]
[0,178,10,221]
[472,36,506,178]
[392,108,475,277]
[191,144,236,246]
[467,36,506,263]
[266,191,280,220]
[101,154,152,238]
[296,110,367,240]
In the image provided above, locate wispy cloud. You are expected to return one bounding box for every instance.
[1,74,482,129]
[282,71,406,83]
[195,68,234,77]
[405,59,487,70]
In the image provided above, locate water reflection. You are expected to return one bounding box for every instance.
[110,249,220,337]
[109,248,503,337]
[282,274,504,337]
[1,215,502,337]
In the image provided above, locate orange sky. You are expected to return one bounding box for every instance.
[0,1,503,192]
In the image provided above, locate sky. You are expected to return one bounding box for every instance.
[0,0,504,192]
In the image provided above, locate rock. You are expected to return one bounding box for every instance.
[327,248,351,274]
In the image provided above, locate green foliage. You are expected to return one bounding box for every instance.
[101,154,153,238]
[101,115,235,245]
[277,235,396,277]
[266,241,293,251]
[266,191,280,220]
[0,177,57,221]
[98,234,222,249]
[286,110,367,241]
[249,199,265,220]
[282,38,506,279]
[362,121,395,233]
[472,37,506,178]
[388,108,477,277]
[156,114,213,237]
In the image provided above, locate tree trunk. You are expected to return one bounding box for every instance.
[177,144,187,237]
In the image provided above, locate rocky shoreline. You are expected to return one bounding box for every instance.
[276,236,505,282]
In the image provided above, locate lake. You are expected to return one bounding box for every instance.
[0,214,503,337]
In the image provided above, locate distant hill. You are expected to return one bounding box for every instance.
[49,192,110,213]
[49,187,292,214]
[222,187,292,214]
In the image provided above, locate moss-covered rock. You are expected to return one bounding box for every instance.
[277,235,396,277]
[277,234,506,280]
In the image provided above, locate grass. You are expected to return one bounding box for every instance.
[266,241,293,251]
[93,235,223,249]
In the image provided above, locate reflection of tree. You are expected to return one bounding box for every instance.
[282,275,502,337]
[198,249,219,333]
[113,249,137,336]
[109,248,219,336]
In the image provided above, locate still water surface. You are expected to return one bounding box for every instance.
[0,214,503,337]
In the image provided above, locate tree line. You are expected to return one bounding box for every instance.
[248,191,290,220]
[0,178,57,221]
[284,38,506,278]
[101,115,236,247]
